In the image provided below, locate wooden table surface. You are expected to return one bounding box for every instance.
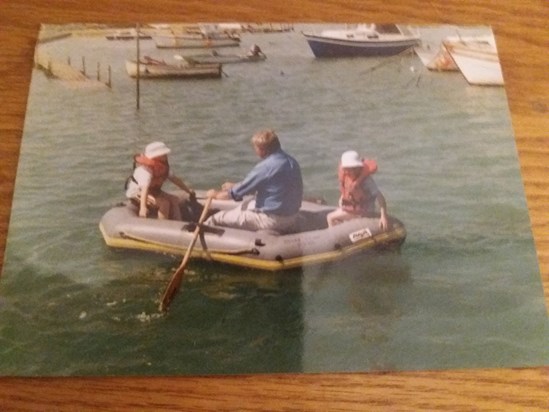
[1,1,547,410]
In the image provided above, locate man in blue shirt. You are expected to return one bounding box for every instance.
[206,129,303,232]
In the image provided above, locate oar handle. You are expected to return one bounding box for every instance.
[158,194,214,312]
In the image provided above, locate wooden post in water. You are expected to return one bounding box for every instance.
[107,65,112,88]
[136,22,140,110]
[97,61,100,81]
[81,56,86,76]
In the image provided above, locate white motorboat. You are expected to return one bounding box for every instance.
[443,35,504,86]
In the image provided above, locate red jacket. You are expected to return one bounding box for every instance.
[134,154,170,193]
[338,159,377,214]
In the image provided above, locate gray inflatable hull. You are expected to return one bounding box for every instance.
[99,193,406,271]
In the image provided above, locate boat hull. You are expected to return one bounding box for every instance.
[153,35,240,49]
[443,37,504,86]
[106,34,151,41]
[99,194,406,271]
[125,60,222,79]
[183,53,266,65]
[414,46,458,71]
[303,34,419,58]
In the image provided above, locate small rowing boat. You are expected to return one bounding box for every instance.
[99,191,407,271]
[125,57,222,79]
[153,33,240,49]
[106,29,152,41]
[180,45,267,64]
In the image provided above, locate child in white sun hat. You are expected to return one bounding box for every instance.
[326,150,388,230]
[125,141,195,220]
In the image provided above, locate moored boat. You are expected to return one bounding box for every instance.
[179,44,267,64]
[302,24,420,58]
[99,191,406,271]
[106,29,152,41]
[414,43,458,71]
[153,32,241,49]
[125,57,222,79]
[443,35,504,86]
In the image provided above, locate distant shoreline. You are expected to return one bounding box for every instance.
[38,23,294,42]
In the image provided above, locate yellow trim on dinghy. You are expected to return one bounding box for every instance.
[99,222,406,271]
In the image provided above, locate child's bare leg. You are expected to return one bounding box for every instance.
[168,193,182,221]
[155,197,171,220]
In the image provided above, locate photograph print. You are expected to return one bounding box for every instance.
[1,22,548,376]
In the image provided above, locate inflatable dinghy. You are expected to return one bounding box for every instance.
[99,191,406,271]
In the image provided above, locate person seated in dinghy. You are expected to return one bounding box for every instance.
[125,141,195,221]
[206,129,303,233]
[326,150,389,230]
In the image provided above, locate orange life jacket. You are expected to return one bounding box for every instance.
[133,154,170,193]
[338,159,377,214]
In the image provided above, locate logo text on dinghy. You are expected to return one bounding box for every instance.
[349,227,372,243]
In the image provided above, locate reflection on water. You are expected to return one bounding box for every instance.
[195,266,301,301]
[303,252,411,372]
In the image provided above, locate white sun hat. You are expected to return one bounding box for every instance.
[144,141,171,159]
[340,150,363,168]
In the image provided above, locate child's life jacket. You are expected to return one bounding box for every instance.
[338,159,377,214]
[125,154,170,194]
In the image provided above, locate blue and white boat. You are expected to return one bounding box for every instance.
[303,24,420,58]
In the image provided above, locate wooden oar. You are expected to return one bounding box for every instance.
[159,194,214,312]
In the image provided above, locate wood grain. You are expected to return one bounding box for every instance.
[1,1,548,410]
